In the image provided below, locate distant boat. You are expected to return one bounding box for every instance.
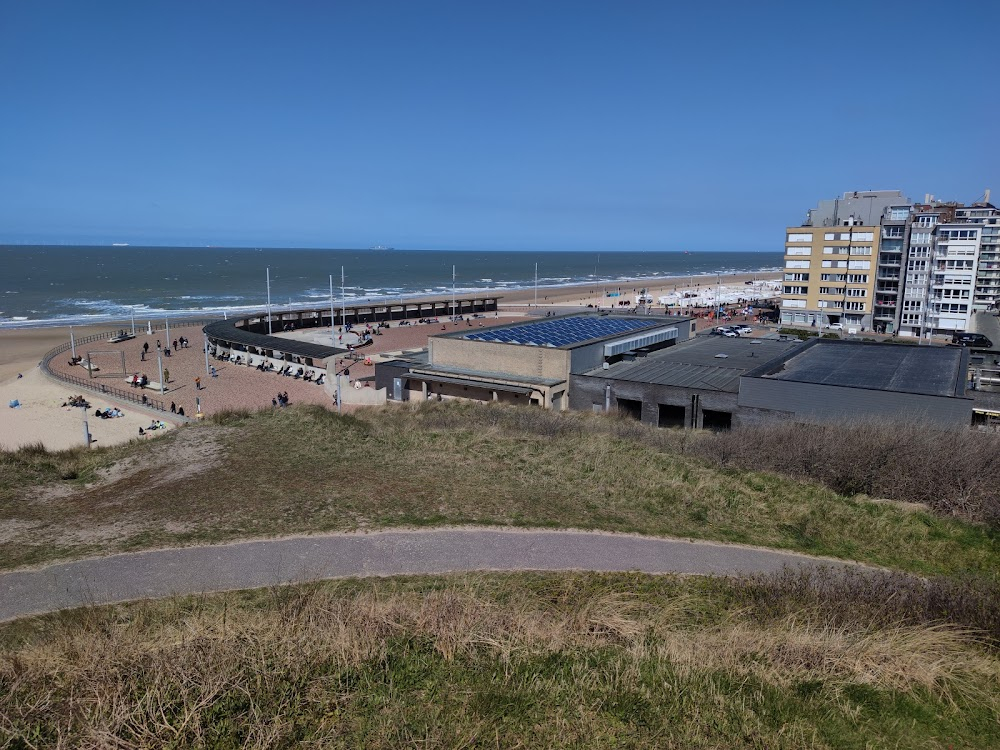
[369,245,394,251]
[112,243,129,247]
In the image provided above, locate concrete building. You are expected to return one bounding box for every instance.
[873,196,999,337]
[569,336,800,429]
[375,313,697,409]
[738,339,972,429]
[803,190,909,229]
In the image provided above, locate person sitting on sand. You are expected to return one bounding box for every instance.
[177,406,185,416]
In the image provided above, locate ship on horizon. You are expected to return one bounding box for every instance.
[369,245,394,251]
[112,243,129,247]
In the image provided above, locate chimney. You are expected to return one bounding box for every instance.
[925,193,931,203]
[987,188,992,204]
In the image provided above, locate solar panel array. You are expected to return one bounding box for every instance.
[464,316,660,348]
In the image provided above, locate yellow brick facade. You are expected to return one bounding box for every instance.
[781,226,881,330]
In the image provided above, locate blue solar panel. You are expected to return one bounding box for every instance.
[464,316,660,347]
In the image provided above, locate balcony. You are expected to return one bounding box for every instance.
[875,287,898,295]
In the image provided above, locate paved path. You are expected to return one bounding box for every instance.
[0,528,868,622]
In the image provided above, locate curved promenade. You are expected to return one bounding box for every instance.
[0,528,870,622]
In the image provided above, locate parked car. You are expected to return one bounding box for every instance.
[828,323,844,331]
[951,333,993,348]
[734,326,753,335]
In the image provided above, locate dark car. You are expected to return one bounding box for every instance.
[951,333,993,348]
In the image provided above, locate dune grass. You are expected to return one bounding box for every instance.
[0,403,997,577]
[2,571,998,749]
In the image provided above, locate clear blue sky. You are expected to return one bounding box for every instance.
[0,0,995,250]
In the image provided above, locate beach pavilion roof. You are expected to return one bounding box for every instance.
[203,320,344,361]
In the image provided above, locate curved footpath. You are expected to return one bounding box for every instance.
[0,528,871,623]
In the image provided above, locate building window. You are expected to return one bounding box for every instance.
[845,301,866,311]
[786,247,812,255]
[916,216,937,227]
[847,260,871,270]
[847,274,868,283]
[783,299,806,308]
[785,260,810,269]
[849,246,872,255]
[784,273,810,282]
[846,288,867,297]
[787,233,813,242]
[850,231,874,242]
[783,286,809,295]
[821,260,848,268]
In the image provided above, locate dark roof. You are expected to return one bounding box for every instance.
[203,320,344,361]
[755,341,965,397]
[458,315,673,349]
[581,336,799,392]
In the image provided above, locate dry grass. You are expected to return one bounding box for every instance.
[1,572,997,748]
[1,402,998,578]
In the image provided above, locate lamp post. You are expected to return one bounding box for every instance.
[266,267,273,334]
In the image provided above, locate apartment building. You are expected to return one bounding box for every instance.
[873,194,999,337]
[784,190,1000,336]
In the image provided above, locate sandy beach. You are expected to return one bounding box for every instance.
[497,270,780,309]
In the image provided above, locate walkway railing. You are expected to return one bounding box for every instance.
[39,320,218,413]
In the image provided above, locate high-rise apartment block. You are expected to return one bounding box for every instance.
[781,190,999,336]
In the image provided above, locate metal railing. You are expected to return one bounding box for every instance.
[38,320,218,413]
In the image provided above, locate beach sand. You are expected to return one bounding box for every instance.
[497,270,781,309]
[0,367,167,451]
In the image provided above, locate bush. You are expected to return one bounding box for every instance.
[692,420,1000,526]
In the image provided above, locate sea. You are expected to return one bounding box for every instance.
[0,246,782,328]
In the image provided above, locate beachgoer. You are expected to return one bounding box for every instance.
[177,406,185,416]
[170,401,176,413]
[210,366,217,378]
[163,368,169,384]
[195,376,201,390]
[172,339,178,351]
[140,348,145,361]
[156,340,161,351]
[143,342,149,354]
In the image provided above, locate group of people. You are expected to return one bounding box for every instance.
[168,402,187,416]
[138,420,167,436]
[130,373,150,389]
[61,395,91,408]
[272,392,290,407]
[140,337,191,361]
[94,407,124,419]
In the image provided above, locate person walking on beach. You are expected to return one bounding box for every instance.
[195,376,201,390]
[163,368,169,384]
[172,339,178,352]
[143,342,149,356]
[156,339,161,352]
[140,347,145,362]
[170,401,176,413]
[210,365,217,378]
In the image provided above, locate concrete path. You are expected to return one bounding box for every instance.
[0,528,867,623]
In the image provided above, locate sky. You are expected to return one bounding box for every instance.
[0,0,996,251]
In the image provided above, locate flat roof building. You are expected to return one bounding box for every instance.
[569,335,800,429]
[739,340,972,429]
[376,312,697,409]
